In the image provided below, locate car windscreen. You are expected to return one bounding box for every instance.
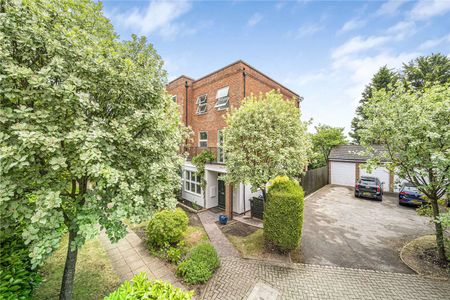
[403,185,419,193]
[360,179,376,185]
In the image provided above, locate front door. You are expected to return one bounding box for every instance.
[218,179,226,209]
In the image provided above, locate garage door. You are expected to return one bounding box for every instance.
[330,161,356,186]
[360,166,390,192]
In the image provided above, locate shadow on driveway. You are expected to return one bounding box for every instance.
[301,185,434,273]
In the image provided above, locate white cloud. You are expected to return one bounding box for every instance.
[409,0,450,20]
[296,23,325,38]
[247,13,263,27]
[339,18,367,33]
[419,33,450,50]
[387,20,416,39]
[284,71,326,87]
[376,0,407,16]
[332,36,390,59]
[108,0,192,39]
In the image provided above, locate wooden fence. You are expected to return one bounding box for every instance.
[300,166,328,196]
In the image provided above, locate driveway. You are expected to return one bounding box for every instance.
[302,185,434,273]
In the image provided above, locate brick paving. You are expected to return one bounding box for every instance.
[198,210,240,257]
[99,229,188,291]
[201,257,450,300]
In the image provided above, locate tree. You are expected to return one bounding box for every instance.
[310,124,347,169]
[350,66,398,143]
[359,83,449,264]
[403,53,450,90]
[0,1,184,299]
[223,91,311,200]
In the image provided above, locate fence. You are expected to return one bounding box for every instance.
[300,166,328,196]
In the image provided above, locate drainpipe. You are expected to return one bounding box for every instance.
[242,69,247,214]
[184,81,189,126]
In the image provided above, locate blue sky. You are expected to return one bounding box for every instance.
[102,0,450,135]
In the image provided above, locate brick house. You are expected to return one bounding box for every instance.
[166,60,301,217]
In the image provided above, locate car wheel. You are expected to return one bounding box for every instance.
[378,196,382,201]
[354,193,359,198]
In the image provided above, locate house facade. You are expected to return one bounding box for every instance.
[166,60,301,216]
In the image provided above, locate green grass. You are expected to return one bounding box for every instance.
[33,236,120,300]
[226,229,264,258]
[183,226,208,248]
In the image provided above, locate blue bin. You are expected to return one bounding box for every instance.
[219,215,228,225]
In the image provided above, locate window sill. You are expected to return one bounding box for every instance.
[183,189,202,197]
[215,106,229,111]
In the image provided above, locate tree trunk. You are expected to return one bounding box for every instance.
[430,198,447,264]
[59,229,79,300]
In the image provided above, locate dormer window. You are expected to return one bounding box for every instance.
[196,94,207,114]
[215,86,229,110]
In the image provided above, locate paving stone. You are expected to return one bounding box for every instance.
[198,210,240,258]
[201,257,450,300]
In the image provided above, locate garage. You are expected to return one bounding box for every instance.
[330,161,355,186]
[329,145,394,192]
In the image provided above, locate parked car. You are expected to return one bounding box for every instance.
[398,182,427,206]
[354,176,383,201]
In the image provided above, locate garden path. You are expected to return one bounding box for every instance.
[197,210,240,257]
[99,229,189,291]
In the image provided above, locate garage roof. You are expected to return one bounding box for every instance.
[328,145,388,162]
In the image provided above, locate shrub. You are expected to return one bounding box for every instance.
[176,243,219,284]
[146,208,189,248]
[264,176,304,251]
[104,272,194,299]
[167,241,187,264]
[0,231,41,299]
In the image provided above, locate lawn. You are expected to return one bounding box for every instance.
[220,221,292,263]
[33,236,119,300]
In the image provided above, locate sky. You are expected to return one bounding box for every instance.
[101,0,450,135]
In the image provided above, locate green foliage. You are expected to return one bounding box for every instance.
[224,91,311,194]
[167,241,187,264]
[350,66,399,143]
[359,83,449,262]
[351,54,450,143]
[264,176,304,251]
[192,150,215,191]
[0,231,41,299]
[146,208,189,249]
[104,273,194,300]
[0,0,184,272]
[176,243,219,284]
[310,124,347,169]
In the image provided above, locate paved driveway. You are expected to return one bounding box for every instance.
[302,185,434,273]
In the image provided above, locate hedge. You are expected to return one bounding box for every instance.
[263,176,304,251]
[104,272,193,299]
[176,243,219,284]
[146,208,189,248]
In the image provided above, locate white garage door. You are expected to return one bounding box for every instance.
[360,166,390,192]
[330,161,356,187]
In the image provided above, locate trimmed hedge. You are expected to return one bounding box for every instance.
[176,243,219,284]
[104,272,193,299]
[146,208,189,248]
[263,176,304,251]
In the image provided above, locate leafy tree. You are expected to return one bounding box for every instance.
[359,83,449,264]
[310,124,347,169]
[350,66,398,143]
[0,0,183,298]
[403,53,450,90]
[223,91,311,200]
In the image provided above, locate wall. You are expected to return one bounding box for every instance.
[205,170,218,208]
[166,61,299,149]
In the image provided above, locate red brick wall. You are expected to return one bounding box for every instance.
[166,61,299,148]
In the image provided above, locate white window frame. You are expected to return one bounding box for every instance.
[196,94,207,114]
[184,170,201,195]
[199,131,208,148]
[215,86,229,110]
[217,129,225,163]
[172,95,177,102]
